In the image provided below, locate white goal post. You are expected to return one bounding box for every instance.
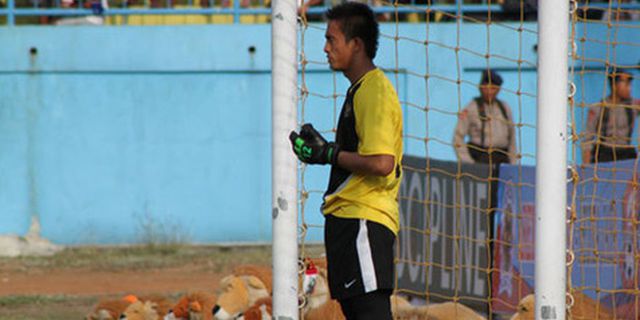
[535,0,569,319]
[271,0,299,317]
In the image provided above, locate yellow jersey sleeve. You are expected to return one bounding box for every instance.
[353,72,401,157]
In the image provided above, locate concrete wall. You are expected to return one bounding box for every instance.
[0,22,637,244]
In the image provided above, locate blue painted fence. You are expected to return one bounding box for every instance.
[0,22,638,245]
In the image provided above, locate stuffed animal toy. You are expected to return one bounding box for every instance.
[236,297,273,320]
[86,294,140,320]
[107,294,172,320]
[163,313,179,320]
[188,300,207,320]
[301,258,413,320]
[237,295,404,320]
[301,259,330,314]
[139,294,173,319]
[218,259,413,320]
[164,291,217,320]
[304,298,344,320]
[121,300,160,320]
[300,259,344,320]
[392,301,486,320]
[510,292,613,320]
[508,294,534,320]
[212,265,272,320]
[566,291,614,320]
[390,295,413,317]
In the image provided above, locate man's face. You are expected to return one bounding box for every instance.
[480,84,501,103]
[324,20,356,71]
[613,74,632,100]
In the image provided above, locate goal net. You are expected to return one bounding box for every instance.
[288,0,640,319]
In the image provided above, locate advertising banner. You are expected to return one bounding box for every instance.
[492,160,640,318]
[397,155,493,312]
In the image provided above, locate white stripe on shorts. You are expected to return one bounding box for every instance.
[356,219,378,293]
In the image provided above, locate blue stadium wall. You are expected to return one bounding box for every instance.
[0,23,638,245]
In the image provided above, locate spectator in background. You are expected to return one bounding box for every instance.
[453,69,517,165]
[583,68,639,163]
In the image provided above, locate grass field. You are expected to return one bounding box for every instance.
[0,244,279,320]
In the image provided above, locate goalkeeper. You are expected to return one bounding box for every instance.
[289,3,403,320]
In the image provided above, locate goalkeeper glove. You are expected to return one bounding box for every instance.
[289,124,340,165]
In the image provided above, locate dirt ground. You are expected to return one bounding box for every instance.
[0,244,517,320]
[1,266,224,296]
[0,244,280,320]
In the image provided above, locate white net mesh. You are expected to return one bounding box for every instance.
[567,1,640,319]
[295,1,640,319]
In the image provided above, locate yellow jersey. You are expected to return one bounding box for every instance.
[322,68,403,234]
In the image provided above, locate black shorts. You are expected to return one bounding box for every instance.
[324,214,396,301]
[339,290,392,320]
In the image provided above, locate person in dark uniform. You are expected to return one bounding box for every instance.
[289,3,403,319]
[583,68,638,164]
[453,69,517,165]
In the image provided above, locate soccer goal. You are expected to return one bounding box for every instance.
[272,0,640,319]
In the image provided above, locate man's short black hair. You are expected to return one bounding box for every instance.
[325,2,379,60]
[608,67,634,88]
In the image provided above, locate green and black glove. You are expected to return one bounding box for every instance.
[289,123,340,165]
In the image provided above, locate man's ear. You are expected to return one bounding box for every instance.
[351,37,365,55]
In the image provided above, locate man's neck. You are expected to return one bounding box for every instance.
[344,59,376,85]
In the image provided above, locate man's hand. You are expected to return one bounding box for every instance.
[289,124,340,165]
